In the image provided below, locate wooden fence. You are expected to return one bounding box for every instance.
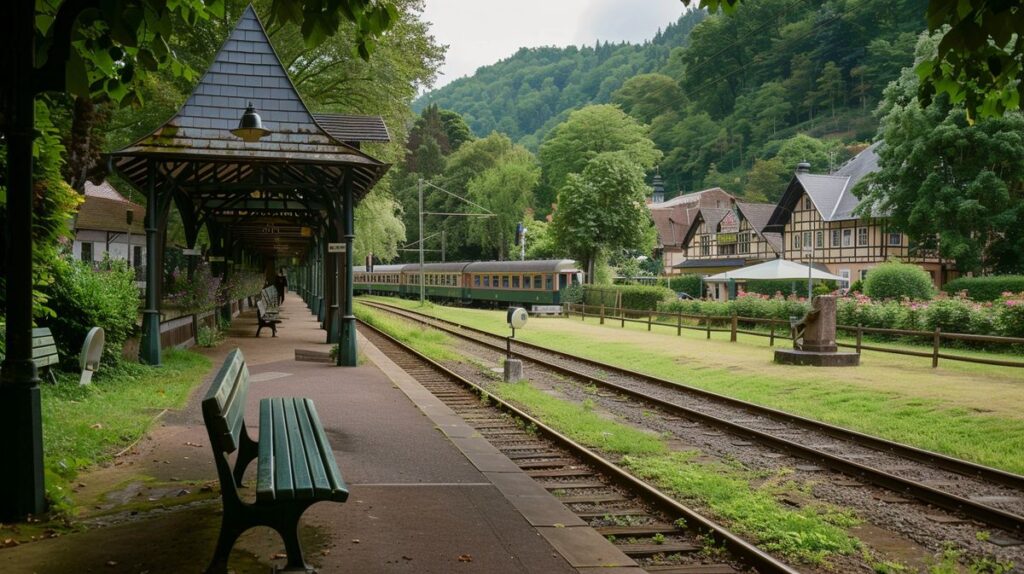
[563,302,1024,369]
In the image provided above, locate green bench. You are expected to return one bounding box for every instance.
[202,348,347,573]
[33,327,60,383]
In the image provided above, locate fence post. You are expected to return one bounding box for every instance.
[769,322,775,346]
[581,303,585,321]
[600,304,605,325]
[621,306,625,328]
[932,327,940,368]
[856,326,862,354]
[706,313,711,339]
[730,313,738,342]
[677,312,682,337]
[648,310,653,331]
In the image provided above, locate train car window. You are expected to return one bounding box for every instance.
[483,275,490,287]
[492,275,499,288]
[474,275,480,287]
[512,275,520,288]
[545,274,553,290]
[533,275,542,289]
[501,275,509,288]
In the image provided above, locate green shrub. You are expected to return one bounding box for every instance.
[863,261,935,301]
[46,256,140,364]
[848,279,864,293]
[660,274,702,297]
[923,299,974,333]
[561,282,584,304]
[942,275,1024,302]
[585,284,675,310]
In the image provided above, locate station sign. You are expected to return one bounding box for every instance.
[327,243,347,253]
[182,248,201,256]
[208,256,226,262]
[717,233,737,244]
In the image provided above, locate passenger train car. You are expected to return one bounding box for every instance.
[353,259,582,307]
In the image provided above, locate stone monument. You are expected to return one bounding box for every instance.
[774,295,859,366]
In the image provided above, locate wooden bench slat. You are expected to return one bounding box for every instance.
[32,345,59,359]
[31,336,55,347]
[283,398,315,499]
[305,400,347,500]
[31,327,51,337]
[293,398,332,496]
[271,398,295,500]
[257,399,275,501]
[202,349,248,453]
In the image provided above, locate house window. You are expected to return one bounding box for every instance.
[512,275,520,288]
[802,231,812,250]
[815,230,824,248]
[831,229,840,247]
[888,232,902,246]
[719,243,736,256]
[857,227,868,246]
[738,232,751,254]
[81,242,94,262]
[839,269,851,288]
[842,228,853,247]
[860,269,869,280]
[803,196,812,210]
[792,233,802,250]
[700,235,710,256]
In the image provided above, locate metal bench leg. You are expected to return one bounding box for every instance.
[274,504,315,573]
[204,517,245,574]
[256,323,263,337]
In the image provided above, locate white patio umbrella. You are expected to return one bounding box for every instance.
[703,258,845,282]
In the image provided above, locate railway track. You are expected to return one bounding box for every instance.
[357,319,801,574]
[359,299,1024,541]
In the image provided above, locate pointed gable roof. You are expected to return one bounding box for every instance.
[111,5,388,195]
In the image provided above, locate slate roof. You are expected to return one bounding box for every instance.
[735,202,776,232]
[111,5,388,197]
[790,142,883,222]
[75,181,144,234]
[313,114,391,143]
[650,204,697,247]
[652,187,729,208]
[674,258,746,269]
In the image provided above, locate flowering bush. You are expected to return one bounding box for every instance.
[995,294,1024,338]
[165,261,221,315]
[863,261,935,301]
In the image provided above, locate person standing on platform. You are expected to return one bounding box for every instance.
[275,269,288,305]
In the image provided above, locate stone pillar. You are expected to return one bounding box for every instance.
[801,295,838,352]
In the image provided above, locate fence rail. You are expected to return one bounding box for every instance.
[563,302,1024,370]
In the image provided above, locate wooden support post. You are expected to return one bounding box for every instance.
[676,312,682,336]
[620,306,625,328]
[706,313,711,339]
[648,310,652,331]
[932,327,940,368]
[730,313,738,342]
[769,323,775,346]
[600,304,605,325]
[856,326,863,354]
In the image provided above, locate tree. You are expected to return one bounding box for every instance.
[612,73,685,124]
[523,218,562,260]
[773,134,845,174]
[354,189,406,263]
[539,105,661,212]
[550,153,655,281]
[858,33,1024,274]
[813,61,845,119]
[743,158,785,202]
[683,0,1024,121]
[466,148,539,260]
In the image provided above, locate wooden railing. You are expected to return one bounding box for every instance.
[563,302,1024,369]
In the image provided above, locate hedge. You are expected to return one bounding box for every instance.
[942,276,1024,302]
[658,274,703,297]
[583,284,675,310]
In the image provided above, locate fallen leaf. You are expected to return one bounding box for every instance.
[91,423,103,430]
[106,561,117,567]
[402,556,413,561]
[351,539,360,544]
[458,554,473,562]
[271,553,287,559]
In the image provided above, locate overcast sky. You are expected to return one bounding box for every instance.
[420,0,689,89]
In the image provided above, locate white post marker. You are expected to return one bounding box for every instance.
[504,307,528,382]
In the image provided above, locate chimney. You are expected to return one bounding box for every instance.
[796,161,811,173]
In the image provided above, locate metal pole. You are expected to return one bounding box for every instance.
[441,229,446,262]
[418,178,425,304]
[0,0,45,518]
[340,178,357,366]
[141,160,162,365]
[807,254,812,299]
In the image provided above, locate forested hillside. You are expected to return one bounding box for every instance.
[416,0,928,199]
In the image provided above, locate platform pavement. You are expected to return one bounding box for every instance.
[0,292,639,573]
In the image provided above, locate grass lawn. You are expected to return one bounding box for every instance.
[41,349,212,511]
[360,296,1024,475]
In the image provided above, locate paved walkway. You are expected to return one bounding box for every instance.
[1,293,635,573]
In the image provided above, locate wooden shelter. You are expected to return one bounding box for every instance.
[109,5,390,366]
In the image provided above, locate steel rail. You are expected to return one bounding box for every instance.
[356,319,801,574]
[359,299,1024,534]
